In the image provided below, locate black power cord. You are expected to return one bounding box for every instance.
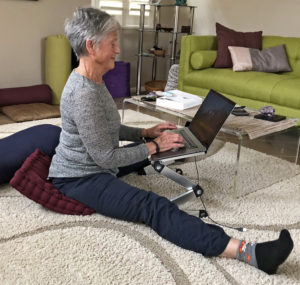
[190,157,247,233]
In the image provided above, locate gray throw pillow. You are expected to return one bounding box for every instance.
[228,44,292,73]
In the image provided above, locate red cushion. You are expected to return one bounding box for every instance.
[0,84,53,107]
[9,149,95,215]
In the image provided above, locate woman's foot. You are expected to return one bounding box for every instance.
[235,229,294,274]
[255,229,294,274]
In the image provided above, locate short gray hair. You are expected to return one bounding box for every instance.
[65,7,120,58]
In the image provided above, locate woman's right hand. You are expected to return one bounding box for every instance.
[146,132,185,155]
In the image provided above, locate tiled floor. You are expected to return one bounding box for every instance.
[116,96,300,165]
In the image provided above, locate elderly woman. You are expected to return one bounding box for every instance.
[49,7,293,275]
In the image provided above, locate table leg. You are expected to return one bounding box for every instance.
[122,98,141,123]
[233,134,243,198]
[295,128,300,164]
[121,99,128,122]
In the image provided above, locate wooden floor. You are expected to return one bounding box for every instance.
[116,97,300,165]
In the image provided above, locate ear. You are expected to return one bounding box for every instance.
[85,39,95,55]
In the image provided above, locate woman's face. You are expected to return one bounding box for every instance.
[93,30,120,73]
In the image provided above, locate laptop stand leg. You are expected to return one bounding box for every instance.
[151,161,204,205]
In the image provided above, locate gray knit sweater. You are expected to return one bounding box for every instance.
[49,71,149,178]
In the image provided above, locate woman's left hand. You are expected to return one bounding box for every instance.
[142,122,177,138]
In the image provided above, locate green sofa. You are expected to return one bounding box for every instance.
[178,35,300,120]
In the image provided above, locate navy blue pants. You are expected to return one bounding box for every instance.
[52,159,230,257]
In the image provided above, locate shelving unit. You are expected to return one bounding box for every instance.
[136,4,196,95]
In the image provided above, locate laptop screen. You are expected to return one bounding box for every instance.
[189,90,235,149]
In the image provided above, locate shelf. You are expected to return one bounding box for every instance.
[136,4,196,95]
[136,53,180,59]
[139,53,164,57]
[136,29,190,34]
[148,4,197,8]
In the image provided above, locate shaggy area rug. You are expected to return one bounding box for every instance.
[0,110,299,284]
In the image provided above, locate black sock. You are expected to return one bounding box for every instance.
[255,229,294,274]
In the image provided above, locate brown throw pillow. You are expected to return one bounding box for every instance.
[228,45,292,73]
[214,23,263,68]
[1,103,60,122]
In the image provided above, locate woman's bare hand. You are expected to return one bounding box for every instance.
[142,122,177,138]
[146,131,185,154]
[155,132,185,152]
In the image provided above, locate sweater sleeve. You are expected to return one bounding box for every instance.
[119,124,144,141]
[72,88,149,169]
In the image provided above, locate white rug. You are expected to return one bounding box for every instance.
[0,110,300,284]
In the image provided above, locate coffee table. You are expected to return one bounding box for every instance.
[122,96,300,197]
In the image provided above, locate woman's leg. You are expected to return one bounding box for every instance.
[221,238,241,258]
[52,173,230,257]
[52,173,294,274]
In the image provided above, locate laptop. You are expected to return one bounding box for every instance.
[151,89,236,162]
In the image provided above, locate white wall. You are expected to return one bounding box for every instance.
[188,0,300,37]
[0,0,89,89]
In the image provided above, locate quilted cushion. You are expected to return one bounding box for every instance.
[10,149,95,215]
[0,124,61,184]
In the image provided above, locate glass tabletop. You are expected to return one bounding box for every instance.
[123,96,298,140]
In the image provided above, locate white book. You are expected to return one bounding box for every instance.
[156,90,202,110]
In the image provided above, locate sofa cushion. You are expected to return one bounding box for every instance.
[214,23,263,68]
[270,78,300,109]
[191,50,217,70]
[10,149,95,215]
[228,45,291,72]
[0,124,61,184]
[1,103,60,122]
[183,68,300,108]
[0,84,53,107]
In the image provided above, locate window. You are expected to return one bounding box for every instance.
[91,0,153,28]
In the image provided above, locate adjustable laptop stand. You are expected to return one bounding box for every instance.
[151,159,204,205]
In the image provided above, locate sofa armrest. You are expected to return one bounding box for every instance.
[178,35,217,90]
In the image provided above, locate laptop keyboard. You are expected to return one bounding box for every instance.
[178,130,198,149]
